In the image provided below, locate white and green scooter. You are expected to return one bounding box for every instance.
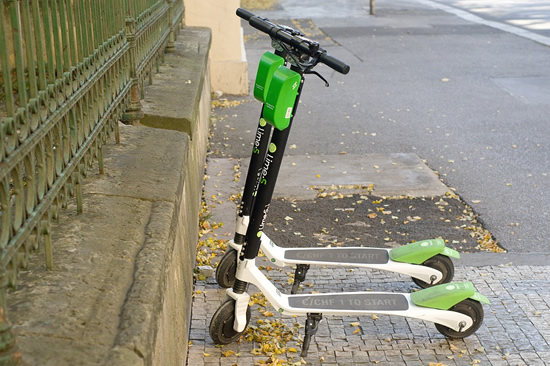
[209,9,490,357]
[216,32,459,295]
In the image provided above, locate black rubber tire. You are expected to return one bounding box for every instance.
[215,249,237,288]
[412,254,455,289]
[209,299,251,344]
[435,299,484,338]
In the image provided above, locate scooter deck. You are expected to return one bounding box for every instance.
[283,247,389,264]
[288,292,408,311]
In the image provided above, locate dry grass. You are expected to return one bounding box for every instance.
[241,0,279,10]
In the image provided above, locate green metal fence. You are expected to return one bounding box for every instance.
[0,0,184,362]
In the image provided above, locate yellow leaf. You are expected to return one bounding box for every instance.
[288,347,298,353]
[450,344,461,352]
[372,314,379,320]
[222,350,236,357]
[350,322,360,327]
[203,353,210,357]
[353,327,361,334]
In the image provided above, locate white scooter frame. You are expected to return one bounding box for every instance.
[230,257,478,333]
[222,233,458,290]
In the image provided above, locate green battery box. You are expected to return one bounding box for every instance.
[254,52,285,103]
[262,67,301,131]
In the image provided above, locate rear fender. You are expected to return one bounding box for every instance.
[389,239,460,265]
[411,281,490,310]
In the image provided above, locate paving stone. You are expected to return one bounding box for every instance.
[189,252,550,365]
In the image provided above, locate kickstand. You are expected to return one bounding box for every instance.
[301,313,322,357]
[291,264,310,294]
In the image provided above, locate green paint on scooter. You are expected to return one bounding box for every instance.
[411,282,490,310]
[254,52,285,103]
[389,238,460,264]
[263,67,301,131]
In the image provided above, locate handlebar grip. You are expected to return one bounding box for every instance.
[319,53,350,75]
[249,16,275,35]
[236,8,255,21]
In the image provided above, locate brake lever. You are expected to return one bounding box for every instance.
[304,70,329,87]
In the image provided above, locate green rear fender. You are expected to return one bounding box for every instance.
[389,238,460,265]
[411,281,490,310]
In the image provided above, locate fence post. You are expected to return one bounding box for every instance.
[121,4,144,125]
[370,0,376,15]
[0,276,21,365]
[165,0,175,52]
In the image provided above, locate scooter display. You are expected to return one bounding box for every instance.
[209,8,489,357]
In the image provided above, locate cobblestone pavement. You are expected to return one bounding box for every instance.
[188,262,550,365]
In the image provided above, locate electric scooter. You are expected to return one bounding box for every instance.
[209,9,489,357]
[215,18,460,294]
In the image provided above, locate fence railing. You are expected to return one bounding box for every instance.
[0,0,184,363]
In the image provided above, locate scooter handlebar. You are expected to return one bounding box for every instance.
[249,16,276,35]
[319,53,350,75]
[236,8,350,75]
[236,8,254,21]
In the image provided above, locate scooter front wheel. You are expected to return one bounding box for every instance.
[216,248,237,288]
[412,254,454,289]
[435,299,484,338]
[209,299,251,344]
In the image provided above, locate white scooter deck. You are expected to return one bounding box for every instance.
[227,258,475,333]
[228,234,446,284]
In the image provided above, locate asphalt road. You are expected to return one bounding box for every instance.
[430,0,550,37]
[213,0,550,253]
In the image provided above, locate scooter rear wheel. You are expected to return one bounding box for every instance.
[209,299,251,344]
[216,249,237,288]
[412,254,454,289]
[435,299,484,338]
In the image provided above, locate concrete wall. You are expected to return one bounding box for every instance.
[6,27,212,366]
[184,0,249,95]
